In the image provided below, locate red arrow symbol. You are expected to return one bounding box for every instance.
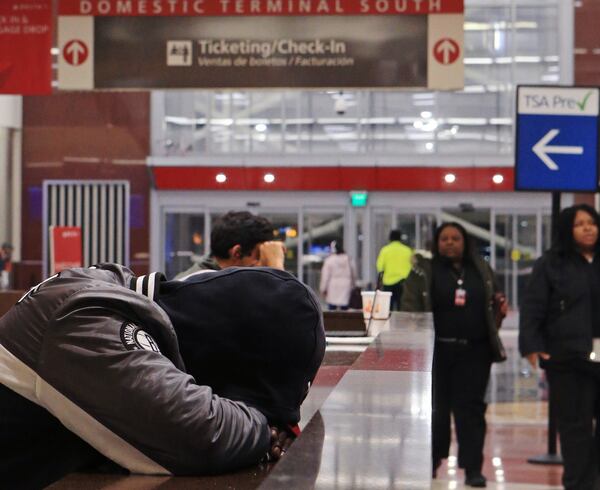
[64,40,88,66]
[433,38,460,65]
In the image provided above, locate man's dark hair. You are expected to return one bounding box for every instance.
[389,229,402,242]
[211,211,274,259]
[432,222,474,261]
[553,203,600,256]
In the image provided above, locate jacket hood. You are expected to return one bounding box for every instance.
[158,267,325,426]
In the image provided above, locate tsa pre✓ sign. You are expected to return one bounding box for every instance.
[516,86,600,192]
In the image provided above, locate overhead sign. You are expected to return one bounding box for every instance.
[515,86,600,192]
[57,0,464,90]
[0,0,52,95]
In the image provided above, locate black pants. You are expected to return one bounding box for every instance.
[546,359,600,490]
[432,340,492,472]
[383,280,404,311]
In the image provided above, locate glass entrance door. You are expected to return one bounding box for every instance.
[396,212,438,252]
[494,213,538,309]
[301,211,345,296]
[164,211,206,279]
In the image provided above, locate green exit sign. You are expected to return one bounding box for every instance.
[350,191,368,207]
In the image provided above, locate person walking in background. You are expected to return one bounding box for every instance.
[319,240,355,310]
[401,222,507,488]
[0,242,13,290]
[376,229,412,310]
[520,204,600,490]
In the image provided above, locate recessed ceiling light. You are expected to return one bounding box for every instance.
[492,174,504,184]
[444,173,456,184]
[264,173,275,183]
[215,173,227,183]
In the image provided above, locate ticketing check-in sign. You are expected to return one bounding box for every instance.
[516,86,600,191]
[57,0,464,90]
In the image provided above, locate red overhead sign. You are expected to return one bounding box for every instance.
[59,0,464,16]
[0,0,52,95]
[49,226,83,274]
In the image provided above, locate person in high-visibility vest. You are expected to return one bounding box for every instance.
[376,230,412,311]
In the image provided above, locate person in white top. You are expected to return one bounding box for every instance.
[319,240,355,310]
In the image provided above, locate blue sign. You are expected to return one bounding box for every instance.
[515,86,600,192]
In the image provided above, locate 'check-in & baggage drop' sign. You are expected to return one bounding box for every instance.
[0,0,52,95]
[515,86,600,192]
[57,0,464,90]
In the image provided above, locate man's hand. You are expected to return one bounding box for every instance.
[268,426,294,461]
[258,241,286,270]
[526,352,550,369]
[498,296,508,317]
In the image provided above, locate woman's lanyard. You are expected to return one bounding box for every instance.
[453,267,466,307]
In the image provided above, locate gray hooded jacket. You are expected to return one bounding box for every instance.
[0,263,270,475]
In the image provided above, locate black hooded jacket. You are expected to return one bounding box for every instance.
[520,251,599,359]
[159,267,326,427]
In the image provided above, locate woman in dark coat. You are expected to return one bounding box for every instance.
[402,222,506,488]
[520,204,600,490]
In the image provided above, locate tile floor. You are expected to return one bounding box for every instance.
[317,313,565,489]
[433,314,563,489]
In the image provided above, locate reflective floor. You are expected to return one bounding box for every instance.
[50,313,564,489]
[432,313,563,490]
[312,312,564,489]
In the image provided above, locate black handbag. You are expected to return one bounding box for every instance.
[349,286,362,310]
[493,292,507,330]
[490,292,507,363]
[347,256,362,309]
[490,331,507,363]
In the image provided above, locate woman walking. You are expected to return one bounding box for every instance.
[520,204,600,490]
[319,240,355,310]
[401,222,506,488]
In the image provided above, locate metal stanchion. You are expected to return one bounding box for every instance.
[528,191,563,465]
[527,379,563,465]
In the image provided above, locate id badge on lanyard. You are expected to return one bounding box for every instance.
[454,271,466,307]
[455,287,467,306]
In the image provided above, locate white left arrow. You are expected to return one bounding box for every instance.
[532,129,583,171]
